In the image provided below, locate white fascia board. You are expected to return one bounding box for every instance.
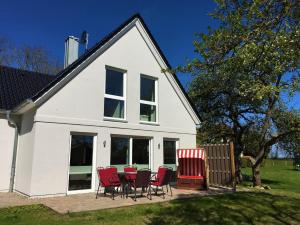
[0,99,35,115]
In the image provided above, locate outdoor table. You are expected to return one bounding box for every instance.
[117,171,157,195]
[117,171,137,194]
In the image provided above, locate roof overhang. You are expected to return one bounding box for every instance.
[0,99,35,115]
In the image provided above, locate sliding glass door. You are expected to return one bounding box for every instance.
[68,134,96,192]
[110,136,150,170]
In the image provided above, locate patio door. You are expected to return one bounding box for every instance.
[68,134,96,193]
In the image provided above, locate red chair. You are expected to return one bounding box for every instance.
[127,169,152,201]
[96,167,121,200]
[151,166,172,198]
[124,166,137,183]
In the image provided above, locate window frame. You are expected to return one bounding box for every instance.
[139,75,158,124]
[163,138,178,165]
[110,135,152,169]
[104,66,127,121]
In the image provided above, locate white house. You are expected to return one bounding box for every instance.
[0,14,201,197]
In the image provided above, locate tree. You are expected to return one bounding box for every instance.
[0,36,62,74]
[0,37,14,66]
[13,45,62,75]
[176,0,300,186]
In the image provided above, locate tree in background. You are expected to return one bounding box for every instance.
[0,36,62,74]
[176,0,300,186]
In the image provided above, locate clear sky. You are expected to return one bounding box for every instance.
[0,0,298,109]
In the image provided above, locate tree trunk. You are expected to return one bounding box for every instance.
[234,142,243,183]
[252,164,262,186]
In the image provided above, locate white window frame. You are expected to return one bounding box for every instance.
[104,66,127,121]
[139,75,158,124]
[110,135,153,170]
[163,138,179,166]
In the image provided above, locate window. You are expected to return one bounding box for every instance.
[163,140,176,164]
[140,76,157,122]
[111,137,129,166]
[104,68,126,119]
[110,136,150,170]
[132,139,149,166]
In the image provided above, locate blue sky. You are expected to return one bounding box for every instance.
[0,0,299,109]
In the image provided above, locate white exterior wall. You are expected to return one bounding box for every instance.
[14,110,36,195]
[14,22,198,197]
[0,116,15,192]
[30,122,195,196]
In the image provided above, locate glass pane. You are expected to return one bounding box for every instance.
[163,140,176,164]
[69,135,93,191]
[111,137,130,165]
[69,174,92,191]
[132,139,149,167]
[140,104,156,122]
[104,98,124,118]
[105,69,124,96]
[140,76,155,102]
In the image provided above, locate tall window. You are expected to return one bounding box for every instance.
[104,68,126,119]
[111,137,129,170]
[140,75,157,122]
[163,140,176,165]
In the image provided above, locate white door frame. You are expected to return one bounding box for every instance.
[67,134,97,195]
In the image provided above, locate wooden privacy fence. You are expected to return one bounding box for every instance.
[201,143,236,190]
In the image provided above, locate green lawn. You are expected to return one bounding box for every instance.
[241,159,300,196]
[0,159,299,225]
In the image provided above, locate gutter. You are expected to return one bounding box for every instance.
[6,110,19,192]
[2,99,35,192]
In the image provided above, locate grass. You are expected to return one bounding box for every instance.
[241,159,300,197]
[0,159,299,225]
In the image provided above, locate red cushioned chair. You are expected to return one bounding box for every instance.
[96,167,121,200]
[151,166,172,198]
[124,166,137,183]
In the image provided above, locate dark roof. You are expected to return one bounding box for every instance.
[0,66,56,110]
[0,13,201,121]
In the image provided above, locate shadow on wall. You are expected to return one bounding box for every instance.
[145,192,300,225]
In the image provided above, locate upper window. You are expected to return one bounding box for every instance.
[104,68,126,119]
[140,76,157,122]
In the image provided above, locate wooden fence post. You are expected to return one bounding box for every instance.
[205,148,210,190]
[229,142,236,191]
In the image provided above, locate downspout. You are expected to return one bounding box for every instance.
[6,110,19,192]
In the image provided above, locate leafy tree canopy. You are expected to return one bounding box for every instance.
[176,0,300,185]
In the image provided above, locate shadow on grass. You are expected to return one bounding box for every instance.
[145,192,300,225]
[242,174,281,186]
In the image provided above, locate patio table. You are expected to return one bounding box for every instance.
[117,171,157,195]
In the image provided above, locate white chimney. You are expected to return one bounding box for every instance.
[64,36,79,68]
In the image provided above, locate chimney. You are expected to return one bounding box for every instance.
[64,36,79,68]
